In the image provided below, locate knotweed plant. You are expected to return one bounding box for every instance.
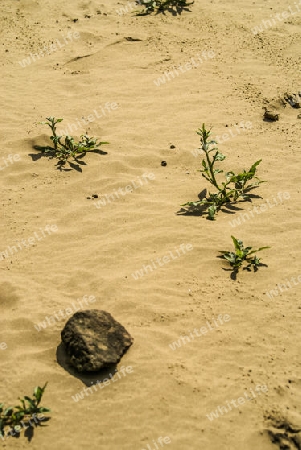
[34,117,108,171]
[182,124,264,220]
[135,0,193,15]
[219,236,269,274]
[0,383,50,439]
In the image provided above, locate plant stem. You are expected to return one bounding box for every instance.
[201,129,220,190]
[50,121,58,151]
[206,150,220,190]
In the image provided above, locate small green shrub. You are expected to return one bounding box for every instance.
[0,383,50,439]
[135,0,193,15]
[219,236,269,274]
[181,124,264,220]
[34,117,108,171]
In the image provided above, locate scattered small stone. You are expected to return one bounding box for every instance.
[284,92,301,108]
[263,108,279,121]
[161,161,167,166]
[125,37,142,42]
[86,196,91,199]
[297,114,301,119]
[170,144,176,149]
[92,194,98,199]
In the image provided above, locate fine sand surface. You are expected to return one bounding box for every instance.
[1,0,301,449]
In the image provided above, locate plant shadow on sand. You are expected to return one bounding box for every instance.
[22,418,51,442]
[264,410,301,450]
[177,190,262,218]
[136,0,193,16]
[4,416,50,443]
[217,257,268,281]
[29,145,108,172]
[217,234,269,280]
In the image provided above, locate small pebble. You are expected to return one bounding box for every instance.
[161,161,167,166]
[92,194,98,198]
[263,109,279,121]
[170,144,175,149]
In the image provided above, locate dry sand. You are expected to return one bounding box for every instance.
[0,0,301,448]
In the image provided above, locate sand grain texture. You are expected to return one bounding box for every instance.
[0,0,301,449]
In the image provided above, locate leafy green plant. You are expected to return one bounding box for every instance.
[0,383,50,439]
[181,124,264,220]
[219,236,269,274]
[135,0,193,15]
[34,117,108,171]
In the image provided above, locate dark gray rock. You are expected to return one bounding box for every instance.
[263,108,279,121]
[61,310,133,372]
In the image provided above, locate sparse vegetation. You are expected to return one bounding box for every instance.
[34,117,108,171]
[181,124,264,220]
[0,383,50,439]
[135,0,193,15]
[219,235,269,275]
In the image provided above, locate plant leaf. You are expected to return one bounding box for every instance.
[231,236,242,251]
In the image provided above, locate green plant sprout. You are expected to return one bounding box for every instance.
[181,124,264,220]
[135,0,193,15]
[219,236,270,273]
[34,117,108,171]
[0,383,50,439]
